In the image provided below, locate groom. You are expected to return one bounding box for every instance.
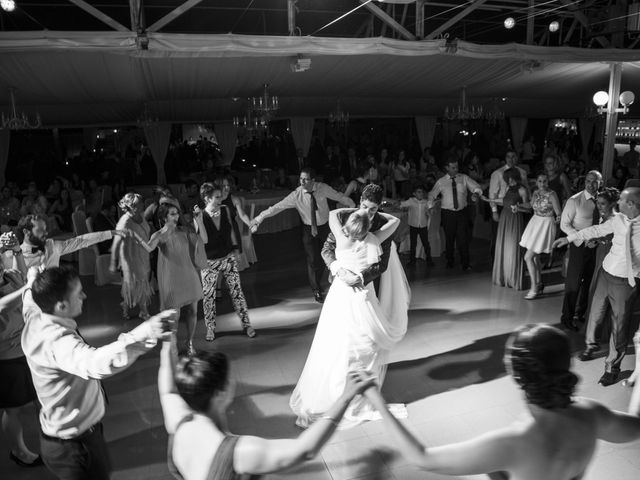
[322,184,397,294]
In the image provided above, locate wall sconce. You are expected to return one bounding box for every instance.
[593,90,635,115]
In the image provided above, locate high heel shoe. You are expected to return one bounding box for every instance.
[205,328,215,342]
[524,290,538,300]
[244,326,256,338]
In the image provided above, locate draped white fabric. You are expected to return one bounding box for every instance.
[290,117,315,157]
[594,119,605,150]
[0,129,10,187]
[509,117,528,151]
[578,118,595,160]
[214,123,237,166]
[414,116,437,151]
[143,122,171,185]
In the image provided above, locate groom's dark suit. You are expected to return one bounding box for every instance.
[321,209,393,294]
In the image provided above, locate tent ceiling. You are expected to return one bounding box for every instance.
[0,32,640,127]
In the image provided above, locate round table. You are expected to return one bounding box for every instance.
[238,190,301,234]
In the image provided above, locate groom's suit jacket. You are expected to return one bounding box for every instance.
[321,209,393,292]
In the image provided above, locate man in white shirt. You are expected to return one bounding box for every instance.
[554,187,640,387]
[488,150,528,258]
[559,170,602,331]
[21,266,175,479]
[18,214,126,269]
[251,167,355,302]
[428,159,483,270]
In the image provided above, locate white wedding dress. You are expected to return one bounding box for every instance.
[290,226,410,429]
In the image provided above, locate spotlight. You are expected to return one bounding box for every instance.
[1,0,15,12]
[549,21,559,32]
[504,17,515,30]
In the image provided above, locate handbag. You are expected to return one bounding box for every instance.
[188,232,209,270]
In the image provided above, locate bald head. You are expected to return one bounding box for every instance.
[619,187,640,219]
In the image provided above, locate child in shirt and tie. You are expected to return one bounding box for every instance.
[399,185,434,267]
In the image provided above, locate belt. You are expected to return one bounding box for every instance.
[41,422,102,443]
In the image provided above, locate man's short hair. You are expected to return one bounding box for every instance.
[586,170,603,182]
[360,184,383,205]
[199,182,221,201]
[300,167,316,179]
[31,266,79,315]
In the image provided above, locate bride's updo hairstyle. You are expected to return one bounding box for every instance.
[505,324,578,409]
[343,211,371,241]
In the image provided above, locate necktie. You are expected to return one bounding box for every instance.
[590,197,600,226]
[451,176,459,210]
[625,219,636,287]
[307,191,318,237]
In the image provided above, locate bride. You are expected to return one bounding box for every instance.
[290,208,410,429]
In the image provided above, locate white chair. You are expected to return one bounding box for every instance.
[86,217,121,286]
[71,210,95,275]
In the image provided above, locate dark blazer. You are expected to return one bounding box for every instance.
[321,209,392,289]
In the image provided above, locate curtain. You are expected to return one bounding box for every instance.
[509,117,528,151]
[0,130,10,187]
[82,128,98,148]
[143,122,172,185]
[594,118,605,151]
[290,117,315,157]
[578,118,595,160]
[414,116,437,151]
[214,123,237,167]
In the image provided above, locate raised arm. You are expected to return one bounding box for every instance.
[158,336,192,434]
[192,206,208,243]
[372,213,399,243]
[133,229,165,253]
[363,385,516,476]
[324,183,356,208]
[233,373,374,475]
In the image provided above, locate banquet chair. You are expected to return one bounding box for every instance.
[71,210,95,276]
[86,217,121,286]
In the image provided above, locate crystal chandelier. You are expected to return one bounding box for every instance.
[234,98,268,132]
[136,103,159,128]
[328,99,349,127]
[444,86,484,121]
[250,84,279,122]
[1,88,41,130]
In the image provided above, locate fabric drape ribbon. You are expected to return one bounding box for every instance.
[290,117,315,158]
[509,117,528,151]
[414,116,437,151]
[143,122,172,185]
[214,123,237,167]
[578,118,595,161]
[0,129,10,188]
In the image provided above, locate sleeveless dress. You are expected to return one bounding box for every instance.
[520,189,556,254]
[156,229,203,309]
[290,232,410,429]
[116,212,153,308]
[168,416,261,480]
[492,185,525,290]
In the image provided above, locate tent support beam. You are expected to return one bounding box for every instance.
[416,0,424,39]
[147,0,204,33]
[359,0,416,40]
[602,62,622,182]
[425,0,487,40]
[526,0,534,45]
[287,0,297,36]
[563,18,578,44]
[129,0,142,32]
[68,0,129,32]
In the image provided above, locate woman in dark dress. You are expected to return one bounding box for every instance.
[158,333,375,480]
[483,168,530,290]
[544,154,571,205]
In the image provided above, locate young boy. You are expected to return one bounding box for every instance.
[400,185,434,267]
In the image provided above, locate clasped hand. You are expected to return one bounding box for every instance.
[337,268,363,288]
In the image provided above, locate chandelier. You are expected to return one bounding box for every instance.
[251,84,279,121]
[234,98,269,145]
[329,99,349,127]
[137,103,159,128]
[444,86,485,121]
[1,88,41,130]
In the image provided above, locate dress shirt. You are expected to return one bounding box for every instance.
[20,231,113,269]
[21,291,156,439]
[560,190,597,246]
[428,174,483,211]
[489,165,528,200]
[0,270,25,360]
[567,212,640,280]
[256,182,354,226]
[400,198,430,228]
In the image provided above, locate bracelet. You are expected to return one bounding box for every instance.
[320,415,339,426]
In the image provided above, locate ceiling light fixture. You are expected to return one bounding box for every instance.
[549,21,560,32]
[1,0,15,12]
[504,17,515,30]
[328,99,349,127]
[593,90,635,115]
[1,87,41,130]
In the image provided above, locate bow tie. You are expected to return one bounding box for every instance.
[31,246,45,254]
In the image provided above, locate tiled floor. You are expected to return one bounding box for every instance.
[2,228,640,479]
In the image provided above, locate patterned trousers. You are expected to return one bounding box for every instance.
[201,254,251,334]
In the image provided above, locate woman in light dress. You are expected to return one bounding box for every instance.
[290,208,410,429]
[111,193,153,320]
[133,203,203,356]
[520,173,561,299]
[363,324,640,480]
